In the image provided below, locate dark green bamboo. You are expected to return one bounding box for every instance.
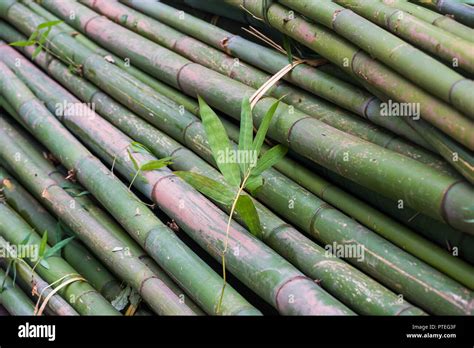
[0,200,120,315]
[30,0,474,233]
[0,267,35,315]
[0,115,204,314]
[223,0,474,149]
[0,236,79,316]
[280,0,474,118]
[383,0,474,42]
[1,44,353,315]
[296,153,474,265]
[12,19,473,314]
[122,0,442,154]
[337,0,474,74]
[412,0,474,26]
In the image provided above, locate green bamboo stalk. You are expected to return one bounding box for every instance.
[218,115,474,289]
[0,116,197,316]
[295,153,474,265]
[12,21,473,314]
[0,267,35,315]
[122,0,440,154]
[383,0,474,42]
[0,44,353,315]
[412,0,474,26]
[0,115,204,314]
[0,163,124,303]
[0,236,79,316]
[87,0,435,158]
[280,0,474,118]
[25,37,429,315]
[30,0,474,233]
[223,0,474,149]
[0,199,120,315]
[337,0,474,74]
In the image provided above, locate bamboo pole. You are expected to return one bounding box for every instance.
[0,47,353,316]
[0,236,79,316]
[0,199,120,315]
[337,0,474,74]
[0,267,36,315]
[28,0,474,233]
[5,24,472,314]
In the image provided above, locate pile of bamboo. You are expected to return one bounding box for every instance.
[0,0,472,316]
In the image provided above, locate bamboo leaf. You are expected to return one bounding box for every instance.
[37,20,63,30]
[69,190,90,198]
[39,259,50,269]
[251,144,288,176]
[282,35,293,63]
[38,27,52,46]
[174,171,235,206]
[252,99,281,157]
[39,231,48,258]
[198,96,241,187]
[127,149,139,171]
[28,31,39,42]
[9,40,35,47]
[32,46,42,59]
[245,175,264,194]
[140,157,173,171]
[19,232,32,246]
[130,141,152,155]
[235,195,262,238]
[238,97,253,175]
[0,260,14,293]
[43,236,75,260]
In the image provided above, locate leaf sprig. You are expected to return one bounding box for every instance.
[175,95,287,314]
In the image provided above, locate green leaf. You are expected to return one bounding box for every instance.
[38,27,52,46]
[0,260,14,293]
[238,97,253,175]
[251,144,288,176]
[127,149,139,171]
[245,175,264,195]
[198,96,241,187]
[140,157,173,171]
[39,231,48,258]
[174,171,235,206]
[235,195,262,238]
[39,259,50,269]
[43,236,75,259]
[32,45,42,59]
[282,35,293,63]
[130,141,152,155]
[37,20,63,30]
[252,99,281,157]
[19,232,32,246]
[28,31,39,42]
[9,40,35,47]
[70,190,90,198]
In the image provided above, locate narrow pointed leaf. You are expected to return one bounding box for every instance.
[39,231,48,258]
[43,236,75,259]
[130,141,152,155]
[9,40,35,47]
[235,195,262,238]
[174,171,235,206]
[238,97,253,175]
[244,175,264,195]
[140,157,173,171]
[252,99,281,157]
[198,96,241,187]
[37,20,63,30]
[32,46,42,59]
[251,145,288,176]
